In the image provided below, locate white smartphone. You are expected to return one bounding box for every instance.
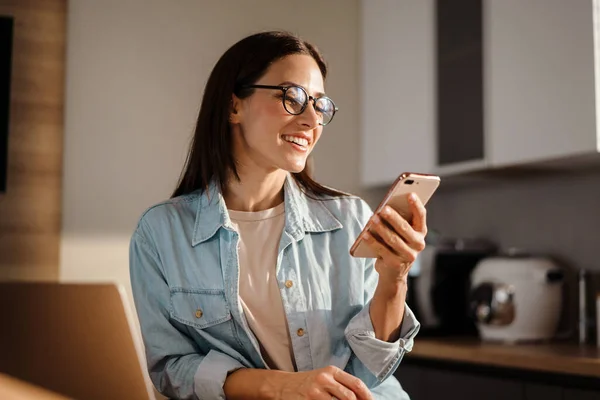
[349,172,441,258]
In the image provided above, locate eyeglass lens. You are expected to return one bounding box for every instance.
[283,86,335,125]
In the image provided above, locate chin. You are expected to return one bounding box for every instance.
[280,160,306,174]
[286,165,305,174]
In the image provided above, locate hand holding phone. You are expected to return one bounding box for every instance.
[350,172,440,258]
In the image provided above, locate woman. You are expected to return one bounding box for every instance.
[130,31,426,400]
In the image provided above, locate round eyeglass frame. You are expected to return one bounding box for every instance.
[240,84,338,126]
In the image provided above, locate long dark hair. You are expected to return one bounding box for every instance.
[171,31,347,199]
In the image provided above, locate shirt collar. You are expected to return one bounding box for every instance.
[191,174,343,246]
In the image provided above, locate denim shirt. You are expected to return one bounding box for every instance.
[130,174,420,400]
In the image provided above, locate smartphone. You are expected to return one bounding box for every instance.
[349,172,440,258]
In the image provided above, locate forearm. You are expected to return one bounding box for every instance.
[224,368,290,400]
[369,278,408,342]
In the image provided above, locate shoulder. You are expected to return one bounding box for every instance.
[133,192,200,238]
[307,190,374,227]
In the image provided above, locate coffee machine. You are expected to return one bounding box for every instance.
[407,236,496,336]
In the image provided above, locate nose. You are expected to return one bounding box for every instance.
[296,97,322,129]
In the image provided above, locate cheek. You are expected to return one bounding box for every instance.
[253,96,287,119]
[265,106,292,131]
[312,128,324,146]
[248,101,291,131]
[240,107,277,137]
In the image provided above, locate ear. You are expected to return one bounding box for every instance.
[230,94,243,124]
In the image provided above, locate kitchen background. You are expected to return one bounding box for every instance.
[0,0,599,398]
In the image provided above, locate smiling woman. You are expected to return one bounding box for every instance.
[171,32,344,202]
[129,31,425,400]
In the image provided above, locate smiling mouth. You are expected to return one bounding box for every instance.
[282,135,309,149]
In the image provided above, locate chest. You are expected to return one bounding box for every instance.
[157,228,366,308]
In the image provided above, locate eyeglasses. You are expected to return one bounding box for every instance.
[241,84,338,126]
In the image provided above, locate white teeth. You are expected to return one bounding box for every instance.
[282,135,309,147]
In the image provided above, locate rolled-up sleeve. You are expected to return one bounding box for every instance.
[343,198,421,388]
[194,350,246,399]
[344,298,419,387]
[130,224,245,399]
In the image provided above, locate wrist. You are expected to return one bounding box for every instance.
[225,369,291,400]
[375,259,411,282]
[376,277,408,299]
[259,370,291,400]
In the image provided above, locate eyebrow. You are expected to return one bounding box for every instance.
[279,81,326,98]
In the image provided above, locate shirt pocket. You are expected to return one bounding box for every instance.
[169,288,232,329]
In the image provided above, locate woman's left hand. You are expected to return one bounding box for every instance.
[363,193,428,282]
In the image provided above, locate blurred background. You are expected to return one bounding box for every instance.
[1,0,600,399]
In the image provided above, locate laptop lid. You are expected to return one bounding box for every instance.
[0,282,155,400]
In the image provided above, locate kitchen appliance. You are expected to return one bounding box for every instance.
[469,253,564,343]
[407,237,496,336]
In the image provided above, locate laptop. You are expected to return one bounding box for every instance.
[0,282,156,400]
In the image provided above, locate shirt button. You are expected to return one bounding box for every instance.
[297,328,305,337]
[285,280,294,288]
[195,309,203,318]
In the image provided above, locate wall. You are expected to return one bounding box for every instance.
[61,0,599,359]
[362,168,600,336]
[363,169,600,274]
[60,0,360,314]
[0,0,66,281]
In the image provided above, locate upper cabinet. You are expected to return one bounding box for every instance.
[485,0,597,168]
[436,0,487,174]
[360,0,436,187]
[360,0,600,187]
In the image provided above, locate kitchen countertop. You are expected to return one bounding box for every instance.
[407,337,600,378]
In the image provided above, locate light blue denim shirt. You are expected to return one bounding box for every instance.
[130,174,420,400]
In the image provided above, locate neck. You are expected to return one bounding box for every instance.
[223,169,287,212]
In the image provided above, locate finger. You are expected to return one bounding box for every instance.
[370,214,415,256]
[317,367,357,400]
[326,382,357,400]
[315,392,336,400]
[363,231,394,259]
[364,232,412,272]
[365,231,412,275]
[377,206,425,251]
[332,369,373,400]
[314,369,354,400]
[407,193,428,235]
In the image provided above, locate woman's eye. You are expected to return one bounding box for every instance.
[285,98,303,111]
[315,103,330,114]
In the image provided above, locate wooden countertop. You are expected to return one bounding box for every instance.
[407,337,600,378]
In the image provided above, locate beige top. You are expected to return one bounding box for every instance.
[228,202,296,372]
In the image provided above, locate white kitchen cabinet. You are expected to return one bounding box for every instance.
[360,0,600,188]
[485,0,599,168]
[360,0,436,187]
